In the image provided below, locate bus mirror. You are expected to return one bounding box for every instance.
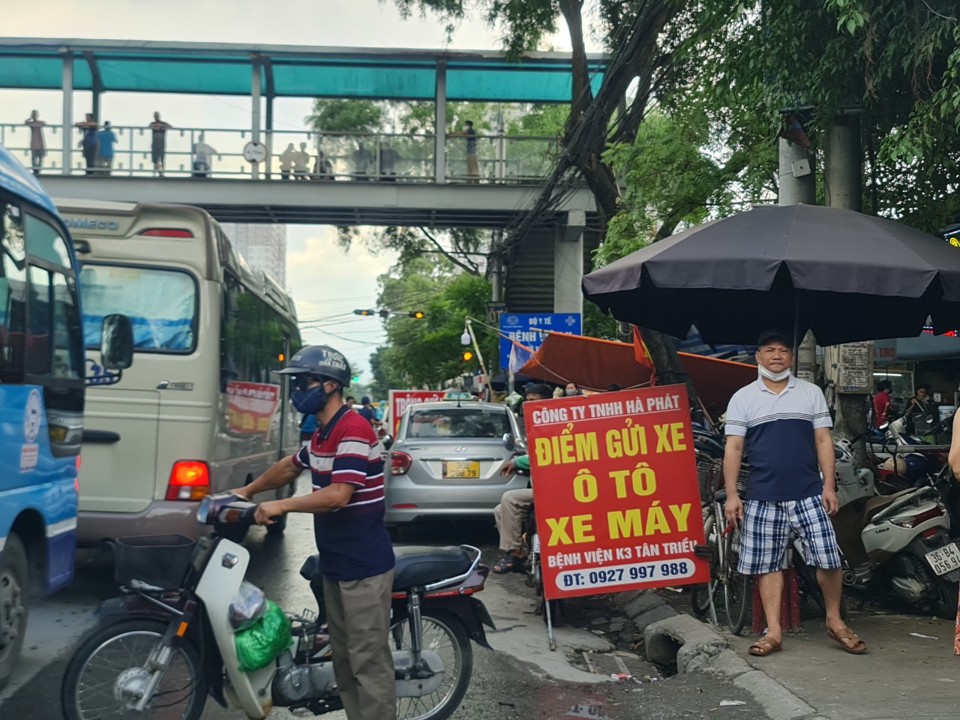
[101,314,134,371]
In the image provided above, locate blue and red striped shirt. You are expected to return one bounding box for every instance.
[294,405,394,581]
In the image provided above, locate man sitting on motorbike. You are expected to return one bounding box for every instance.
[492,382,551,574]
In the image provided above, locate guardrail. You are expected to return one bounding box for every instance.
[1,123,561,184]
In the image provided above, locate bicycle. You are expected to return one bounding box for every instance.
[690,457,752,635]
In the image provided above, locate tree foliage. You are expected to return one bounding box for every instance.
[373,257,498,388]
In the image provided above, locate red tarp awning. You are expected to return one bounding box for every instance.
[518,332,756,416]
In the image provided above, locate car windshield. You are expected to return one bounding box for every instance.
[406,407,510,439]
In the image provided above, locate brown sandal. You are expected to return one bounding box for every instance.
[827,627,867,654]
[748,635,782,657]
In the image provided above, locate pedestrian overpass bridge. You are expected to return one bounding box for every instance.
[0,37,605,313]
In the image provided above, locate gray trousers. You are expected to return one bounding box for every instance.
[323,568,396,720]
[494,488,534,552]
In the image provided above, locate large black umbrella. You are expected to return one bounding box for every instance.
[582,204,960,346]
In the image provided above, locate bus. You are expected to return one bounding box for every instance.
[0,148,131,688]
[55,199,302,545]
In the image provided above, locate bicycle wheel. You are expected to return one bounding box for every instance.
[722,523,752,636]
[690,506,718,619]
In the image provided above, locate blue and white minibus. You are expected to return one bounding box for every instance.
[0,146,131,688]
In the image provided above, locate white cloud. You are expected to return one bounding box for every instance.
[286,226,398,380]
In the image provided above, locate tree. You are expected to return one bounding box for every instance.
[373,257,498,387]
[306,99,386,134]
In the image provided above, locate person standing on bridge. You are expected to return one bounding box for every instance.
[451,120,479,182]
[192,132,218,178]
[96,121,118,176]
[149,112,173,176]
[76,113,98,176]
[25,110,46,176]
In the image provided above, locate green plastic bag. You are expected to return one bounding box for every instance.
[235,600,292,672]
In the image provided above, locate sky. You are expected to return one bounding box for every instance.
[3,0,575,382]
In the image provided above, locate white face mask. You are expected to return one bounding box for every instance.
[759,366,791,382]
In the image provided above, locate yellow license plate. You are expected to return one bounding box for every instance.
[443,461,480,478]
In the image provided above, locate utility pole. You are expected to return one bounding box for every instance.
[823,112,870,468]
[778,111,817,381]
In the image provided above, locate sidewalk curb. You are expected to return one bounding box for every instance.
[616,591,824,720]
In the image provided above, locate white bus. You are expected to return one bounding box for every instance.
[57,199,302,543]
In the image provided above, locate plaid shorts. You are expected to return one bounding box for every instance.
[737,495,842,576]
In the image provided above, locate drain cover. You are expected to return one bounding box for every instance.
[582,651,655,677]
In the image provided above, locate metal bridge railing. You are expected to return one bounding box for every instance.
[1,123,561,184]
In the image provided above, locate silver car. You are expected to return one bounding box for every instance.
[385,399,528,528]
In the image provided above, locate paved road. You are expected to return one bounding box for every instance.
[0,497,762,720]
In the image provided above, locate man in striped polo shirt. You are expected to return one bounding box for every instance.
[723,330,865,657]
[239,345,396,720]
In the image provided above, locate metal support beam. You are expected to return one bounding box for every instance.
[263,58,275,180]
[434,60,447,184]
[62,52,74,174]
[84,51,103,123]
[251,56,262,180]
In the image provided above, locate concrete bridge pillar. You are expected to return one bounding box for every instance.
[554,210,584,315]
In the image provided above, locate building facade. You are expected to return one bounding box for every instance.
[220,223,287,287]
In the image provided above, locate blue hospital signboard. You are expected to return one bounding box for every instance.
[498,313,582,371]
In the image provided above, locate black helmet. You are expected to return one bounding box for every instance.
[279,345,351,387]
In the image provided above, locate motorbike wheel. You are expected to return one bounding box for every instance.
[935,577,960,620]
[61,618,207,720]
[390,608,472,720]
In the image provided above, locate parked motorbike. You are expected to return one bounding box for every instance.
[511,463,562,624]
[60,493,494,720]
[833,444,960,618]
[869,416,948,494]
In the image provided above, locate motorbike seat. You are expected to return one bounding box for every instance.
[862,489,913,524]
[392,545,474,591]
[713,488,727,503]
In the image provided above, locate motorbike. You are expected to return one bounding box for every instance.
[60,493,495,720]
[868,416,948,494]
[512,463,562,626]
[832,441,960,619]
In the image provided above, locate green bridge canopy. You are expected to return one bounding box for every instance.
[0,38,606,103]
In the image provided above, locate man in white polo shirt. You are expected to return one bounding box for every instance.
[723,330,866,657]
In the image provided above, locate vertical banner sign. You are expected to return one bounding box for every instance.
[524,385,708,600]
[388,390,447,437]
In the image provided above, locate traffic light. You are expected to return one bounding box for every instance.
[462,350,474,362]
[408,310,426,320]
[353,309,377,316]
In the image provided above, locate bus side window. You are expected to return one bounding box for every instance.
[0,202,27,382]
[23,214,84,380]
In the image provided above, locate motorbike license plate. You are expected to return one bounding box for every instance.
[443,461,480,479]
[924,543,960,576]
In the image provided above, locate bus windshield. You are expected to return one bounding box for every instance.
[79,264,196,352]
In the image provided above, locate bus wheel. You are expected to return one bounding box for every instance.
[0,533,29,690]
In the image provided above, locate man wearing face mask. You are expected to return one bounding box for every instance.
[234,345,396,720]
[723,331,865,658]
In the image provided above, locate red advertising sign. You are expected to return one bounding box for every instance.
[388,390,447,437]
[227,382,281,435]
[524,384,709,600]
